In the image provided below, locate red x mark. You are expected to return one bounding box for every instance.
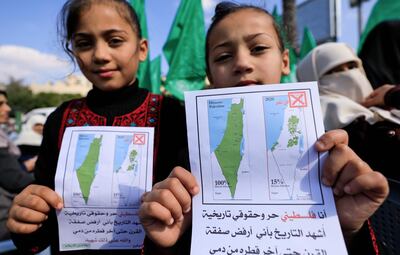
[288,91,307,108]
[133,134,146,145]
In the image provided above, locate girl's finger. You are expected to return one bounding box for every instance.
[168,167,199,195]
[315,129,348,152]
[15,193,53,214]
[9,204,48,224]
[6,217,42,234]
[139,201,174,226]
[15,185,63,210]
[330,158,369,197]
[142,188,184,222]
[321,143,357,186]
[155,177,192,213]
[343,171,388,202]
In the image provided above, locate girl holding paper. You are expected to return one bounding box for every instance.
[7,0,188,254]
[139,2,388,255]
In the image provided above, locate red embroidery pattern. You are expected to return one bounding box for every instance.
[66,99,106,126]
[58,94,162,149]
[58,99,106,148]
[112,93,161,128]
[146,94,162,127]
[367,219,380,255]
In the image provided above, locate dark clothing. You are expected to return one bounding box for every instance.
[384,85,400,109]
[343,104,400,255]
[0,187,16,241]
[0,148,34,193]
[348,221,380,255]
[0,148,34,241]
[11,82,189,254]
[344,116,400,181]
[0,130,34,241]
[18,145,40,162]
[359,20,400,88]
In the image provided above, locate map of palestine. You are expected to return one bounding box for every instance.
[214,99,244,197]
[54,126,155,251]
[76,135,102,203]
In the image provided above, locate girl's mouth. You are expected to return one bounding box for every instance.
[236,80,258,86]
[97,70,115,78]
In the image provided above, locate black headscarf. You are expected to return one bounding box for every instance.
[359,20,400,88]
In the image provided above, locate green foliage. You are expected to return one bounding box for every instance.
[3,78,80,114]
[5,78,35,113]
[33,92,80,109]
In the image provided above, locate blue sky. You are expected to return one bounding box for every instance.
[0,0,377,84]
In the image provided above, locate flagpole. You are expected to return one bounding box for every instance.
[358,0,363,38]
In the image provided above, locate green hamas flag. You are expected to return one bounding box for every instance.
[163,0,206,100]
[358,0,400,52]
[272,5,282,27]
[130,0,159,93]
[272,5,298,83]
[150,55,161,95]
[299,27,316,60]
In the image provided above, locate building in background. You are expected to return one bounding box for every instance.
[29,75,91,96]
[296,0,340,44]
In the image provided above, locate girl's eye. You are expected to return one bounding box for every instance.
[214,53,232,63]
[251,45,268,54]
[73,40,92,50]
[108,38,124,47]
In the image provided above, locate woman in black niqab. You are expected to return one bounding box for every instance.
[359,20,400,89]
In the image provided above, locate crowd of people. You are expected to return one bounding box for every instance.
[1,0,398,254]
[0,89,37,241]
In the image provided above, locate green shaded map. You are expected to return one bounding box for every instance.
[76,136,102,204]
[127,149,138,171]
[214,99,244,198]
[287,115,300,148]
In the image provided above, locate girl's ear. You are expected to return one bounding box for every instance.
[138,39,148,62]
[206,76,215,89]
[281,49,290,76]
[206,69,213,86]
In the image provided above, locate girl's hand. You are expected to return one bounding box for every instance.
[315,130,389,241]
[139,167,199,247]
[7,184,63,234]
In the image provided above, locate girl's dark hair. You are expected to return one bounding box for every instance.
[58,0,142,61]
[0,90,7,98]
[205,1,285,77]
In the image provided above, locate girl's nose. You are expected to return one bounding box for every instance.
[233,51,253,74]
[93,42,111,63]
[3,103,11,113]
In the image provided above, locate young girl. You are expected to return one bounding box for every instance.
[139,2,389,255]
[7,0,188,254]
